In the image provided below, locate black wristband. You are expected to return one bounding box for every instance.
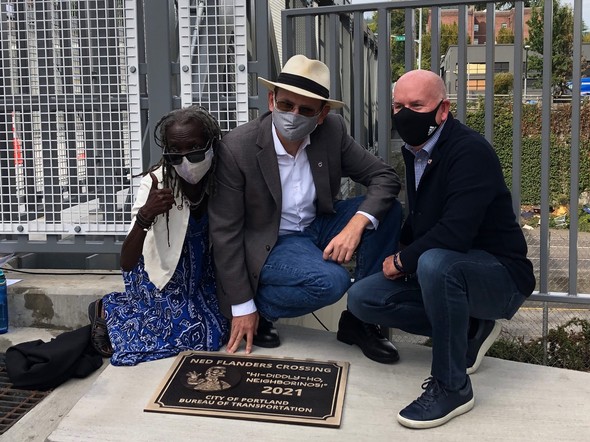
[135,211,154,231]
[393,253,405,273]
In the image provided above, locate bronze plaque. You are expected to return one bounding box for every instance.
[145,351,349,427]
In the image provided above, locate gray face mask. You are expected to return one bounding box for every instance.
[172,147,213,185]
[272,107,319,142]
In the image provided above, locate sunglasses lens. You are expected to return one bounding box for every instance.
[163,153,182,165]
[185,150,207,163]
[275,100,294,112]
[298,107,317,117]
[275,99,320,117]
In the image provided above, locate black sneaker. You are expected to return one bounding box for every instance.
[252,316,280,348]
[466,320,501,374]
[336,310,399,363]
[397,376,475,429]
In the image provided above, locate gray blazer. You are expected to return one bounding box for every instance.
[209,111,401,317]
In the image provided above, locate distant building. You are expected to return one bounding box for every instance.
[440,43,590,96]
[428,7,532,44]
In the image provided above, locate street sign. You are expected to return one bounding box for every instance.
[393,35,405,42]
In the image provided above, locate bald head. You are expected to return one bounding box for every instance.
[395,70,446,102]
[393,69,449,123]
[392,69,451,148]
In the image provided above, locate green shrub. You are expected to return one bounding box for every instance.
[488,318,590,372]
[494,72,514,94]
[579,208,590,232]
[464,99,590,207]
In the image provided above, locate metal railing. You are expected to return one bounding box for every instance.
[280,0,588,300]
[0,0,249,268]
[0,1,588,367]
[276,1,590,370]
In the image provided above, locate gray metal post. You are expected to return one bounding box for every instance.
[352,13,365,145]
[456,5,467,123]
[568,0,582,295]
[377,8,391,162]
[539,0,554,295]
[430,6,440,73]
[404,9,414,70]
[143,0,176,167]
[511,2,525,219]
[484,4,495,144]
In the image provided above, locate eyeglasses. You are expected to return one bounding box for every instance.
[163,147,208,165]
[274,98,323,117]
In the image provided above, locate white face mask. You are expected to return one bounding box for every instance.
[272,107,319,141]
[172,147,213,184]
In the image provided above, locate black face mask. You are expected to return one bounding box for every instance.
[393,100,443,147]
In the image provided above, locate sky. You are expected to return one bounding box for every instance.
[348,0,590,31]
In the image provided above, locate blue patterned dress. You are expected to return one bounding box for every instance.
[102,214,229,366]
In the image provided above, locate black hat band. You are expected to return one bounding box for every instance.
[276,72,330,99]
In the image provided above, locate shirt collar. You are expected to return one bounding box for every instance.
[403,120,447,157]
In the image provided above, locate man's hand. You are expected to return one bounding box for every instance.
[383,254,405,280]
[226,312,259,354]
[322,213,369,264]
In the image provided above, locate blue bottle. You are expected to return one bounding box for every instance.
[0,269,8,334]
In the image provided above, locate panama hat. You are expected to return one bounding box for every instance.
[258,54,344,109]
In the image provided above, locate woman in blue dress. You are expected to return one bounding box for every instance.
[88,106,229,366]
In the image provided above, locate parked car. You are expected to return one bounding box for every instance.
[565,77,590,96]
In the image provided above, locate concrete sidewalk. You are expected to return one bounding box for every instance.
[3,324,590,442]
[2,270,590,441]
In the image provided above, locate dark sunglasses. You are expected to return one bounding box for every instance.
[274,98,323,118]
[163,147,209,165]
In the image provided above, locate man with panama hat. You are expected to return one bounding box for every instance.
[209,55,402,361]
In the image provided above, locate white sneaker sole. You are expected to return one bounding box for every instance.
[397,396,475,429]
[467,321,502,375]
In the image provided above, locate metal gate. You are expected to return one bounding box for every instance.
[0,0,249,266]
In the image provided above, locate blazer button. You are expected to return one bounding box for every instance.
[265,245,271,251]
[252,273,258,279]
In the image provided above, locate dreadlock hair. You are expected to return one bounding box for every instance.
[137,105,222,245]
[149,104,222,195]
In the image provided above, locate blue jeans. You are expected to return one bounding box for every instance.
[347,248,526,390]
[256,196,402,322]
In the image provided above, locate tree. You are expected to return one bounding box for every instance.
[368,9,406,79]
[494,72,514,94]
[369,9,430,79]
[497,27,515,44]
[527,0,576,94]
[421,31,432,70]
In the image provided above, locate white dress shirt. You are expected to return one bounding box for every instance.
[231,123,377,317]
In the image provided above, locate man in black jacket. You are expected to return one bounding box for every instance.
[347,69,535,429]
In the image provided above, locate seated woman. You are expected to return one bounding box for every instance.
[88,105,229,366]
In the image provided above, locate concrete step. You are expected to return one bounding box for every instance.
[4,269,124,330]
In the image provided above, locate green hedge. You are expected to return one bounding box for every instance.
[487,318,590,372]
[462,98,590,206]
